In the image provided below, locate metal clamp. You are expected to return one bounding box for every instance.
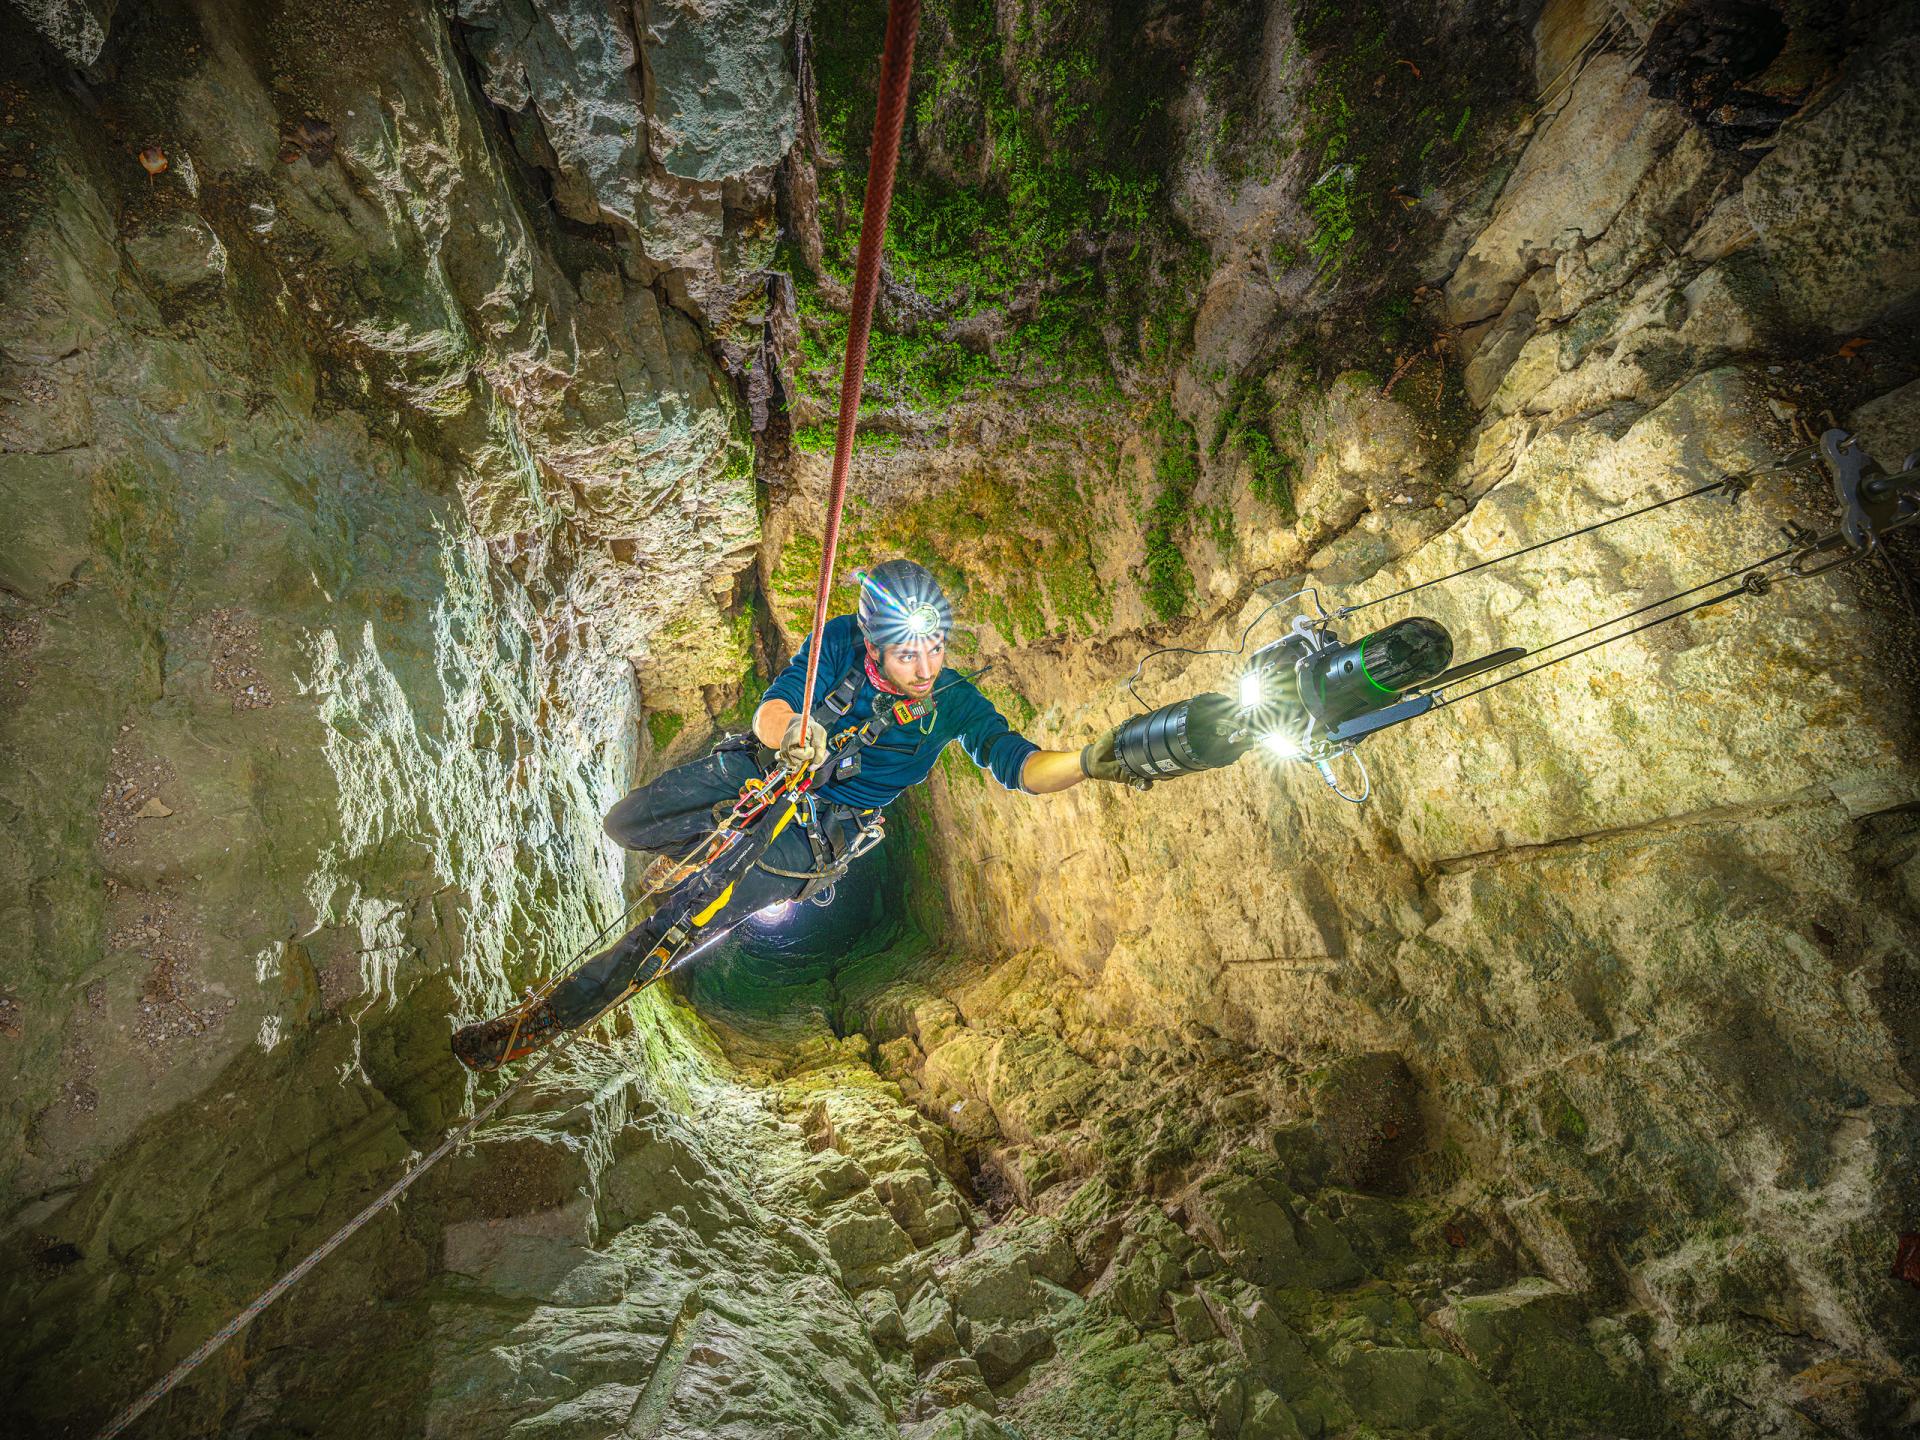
[1822,428,1920,557]
[1773,430,1920,579]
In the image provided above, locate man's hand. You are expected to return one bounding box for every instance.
[1079,726,1142,787]
[779,715,830,773]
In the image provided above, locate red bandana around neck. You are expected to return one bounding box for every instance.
[864,650,903,695]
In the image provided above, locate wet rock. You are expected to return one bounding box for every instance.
[123,217,228,294]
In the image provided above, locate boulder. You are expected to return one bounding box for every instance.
[1187,1173,1366,1291]
[801,1150,872,1207]
[1743,35,1920,334]
[859,1286,908,1353]
[966,1319,1055,1388]
[905,1282,962,1369]
[1168,1289,1217,1345]
[1443,54,1687,326]
[817,1198,916,1292]
[1241,1388,1308,1440]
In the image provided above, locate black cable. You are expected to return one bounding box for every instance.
[1434,566,1778,707]
[1123,589,1317,708]
[1427,545,1796,692]
[1338,447,1816,619]
[1339,480,1744,617]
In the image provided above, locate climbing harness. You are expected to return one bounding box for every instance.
[94,6,926,1436]
[1111,429,1918,802]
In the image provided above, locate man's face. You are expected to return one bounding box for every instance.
[874,635,946,698]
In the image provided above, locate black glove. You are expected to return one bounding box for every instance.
[1080,726,1146,788]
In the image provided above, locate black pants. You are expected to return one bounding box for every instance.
[548,747,847,1027]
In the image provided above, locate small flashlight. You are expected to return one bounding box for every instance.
[1238,670,1264,710]
[1260,730,1302,759]
[905,603,939,637]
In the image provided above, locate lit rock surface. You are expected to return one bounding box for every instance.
[3,2,1918,1439]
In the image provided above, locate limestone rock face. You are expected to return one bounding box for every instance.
[0,0,780,1432]
[3,2,1919,1438]
[747,4,1920,1436]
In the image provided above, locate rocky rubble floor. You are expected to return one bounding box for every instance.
[648,970,1701,1440]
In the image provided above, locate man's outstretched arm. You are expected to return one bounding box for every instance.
[1019,748,1089,794]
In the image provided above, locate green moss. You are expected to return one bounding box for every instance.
[771,458,1109,645]
[646,710,686,750]
[791,0,1197,423]
[713,600,766,732]
[791,422,836,454]
[1212,377,1300,519]
[1138,398,1198,622]
[1287,0,1520,286]
[978,675,1038,732]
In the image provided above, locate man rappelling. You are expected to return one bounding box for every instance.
[451,560,1135,1072]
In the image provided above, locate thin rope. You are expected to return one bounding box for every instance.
[96,1031,580,1440]
[798,0,921,721]
[1337,448,1815,619]
[1434,555,1785,708]
[1424,545,1795,694]
[1123,588,1324,708]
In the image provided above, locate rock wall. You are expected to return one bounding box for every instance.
[757,1,1920,1434]
[0,0,780,1431]
[3,1,1917,1438]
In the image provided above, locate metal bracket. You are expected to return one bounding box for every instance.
[1709,471,1755,505]
[1822,427,1920,556]
[1324,692,1435,745]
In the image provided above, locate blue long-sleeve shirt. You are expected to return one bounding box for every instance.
[760,614,1039,808]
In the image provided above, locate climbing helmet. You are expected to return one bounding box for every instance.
[856,560,952,649]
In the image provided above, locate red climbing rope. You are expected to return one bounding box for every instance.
[798,0,921,720]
